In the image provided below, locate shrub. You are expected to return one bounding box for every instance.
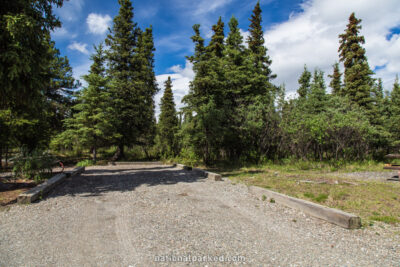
[12,149,55,182]
[76,159,94,167]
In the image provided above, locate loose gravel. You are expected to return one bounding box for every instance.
[334,171,399,182]
[1,164,399,266]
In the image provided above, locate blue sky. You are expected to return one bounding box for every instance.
[52,0,400,114]
[52,0,303,75]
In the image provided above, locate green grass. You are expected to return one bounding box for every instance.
[214,161,400,225]
[369,215,400,224]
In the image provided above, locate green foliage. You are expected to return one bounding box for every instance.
[0,0,63,110]
[0,0,82,154]
[105,0,158,158]
[52,44,115,162]
[158,77,179,157]
[389,75,400,147]
[12,149,55,181]
[281,93,374,160]
[76,159,94,167]
[297,65,311,98]
[328,62,342,95]
[338,13,374,109]
[182,5,277,165]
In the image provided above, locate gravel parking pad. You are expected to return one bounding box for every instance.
[1,164,399,266]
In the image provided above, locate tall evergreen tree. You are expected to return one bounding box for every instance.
[208,17,225,58]
[338,13,374,108]
[0,0,82,152]
[391,75,400,105]
[136,26,159,153]
[53,44,114,162]
[328,62,342,95]
[105,0,156,159]
[182,21,227,164]
[0,0,63,110]
[308,69,327,114]
[45,41,80,133]
[297,65,311,98]
[247,1,276,83]
[390,75,400,146]
[158,77,178,156]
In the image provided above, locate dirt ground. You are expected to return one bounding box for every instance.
[0,166,76,206]
[0,164,399,266]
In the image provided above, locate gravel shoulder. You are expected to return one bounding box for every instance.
[1,164,399,266]
[333,171,398,181]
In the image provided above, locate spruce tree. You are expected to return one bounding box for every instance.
[338,13,374,108]
[54,44,113,162]
[0,0,63,110]
[208,17,225,58]
[158,77,178,156]
[0,0,68,151]
[136,26,159,153]
[328,62,342,95]
[247,1,276,83]
[223,16,249,158]
[297,65,311,98]
[390,75,400,144]
[106,0,155,158]
[45,41,80,133]
[182,21,226,165]
[308,69,327,114]
[391,75,400,105]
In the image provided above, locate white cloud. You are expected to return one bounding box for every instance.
[72,61,92,86]
[87,13,112,35]
[155,61,194,118]
[51,27,69,38]
[193,0,233,16]
[264,0,400,93]
[56,0,84,22]
[68,41,90,55]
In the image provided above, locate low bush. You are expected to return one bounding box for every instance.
[76,159,94,167]
[12,149,55,182]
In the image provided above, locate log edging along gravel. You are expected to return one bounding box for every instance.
[17,166,85,204]
[176,163,361,229]
[108,161,175,166]
[175,164,222,181]
[249,186,361,229]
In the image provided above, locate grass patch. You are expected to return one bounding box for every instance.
[369,216,400,224]
[215,162,400,225]
[314,193,328,203]
[303,192,329,203]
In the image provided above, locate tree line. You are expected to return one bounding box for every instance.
[1,0,399,168]
[167,4,400,164]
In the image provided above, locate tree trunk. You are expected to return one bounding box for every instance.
[92,146,97,163]
[142,146,149,160]
[0,147,2,169]
[5,145,8,168]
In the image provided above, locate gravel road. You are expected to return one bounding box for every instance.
[1,164,399,266]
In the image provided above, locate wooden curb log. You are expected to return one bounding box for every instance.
[176,164,223,181]
[17,166,85,204]
[249,186,361,229]
[108,161,168,166]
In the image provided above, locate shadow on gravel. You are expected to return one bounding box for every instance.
[46,166,206,200]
